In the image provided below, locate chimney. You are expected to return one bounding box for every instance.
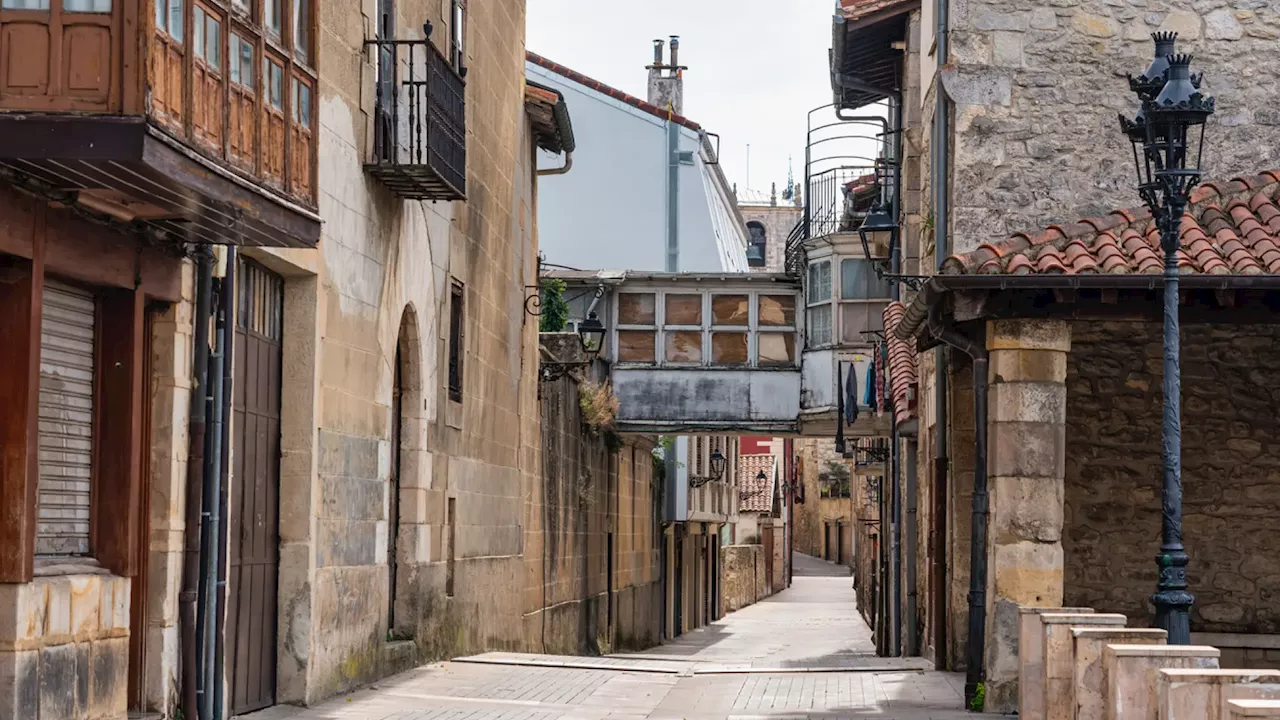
[646,35,685,116]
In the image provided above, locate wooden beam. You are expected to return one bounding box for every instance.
[0,205,44,582]
[94,285,145,577]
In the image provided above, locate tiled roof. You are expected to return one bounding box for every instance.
[942,171,1280,276]
[738,454,775,513]
[882,302,917,423]
[526,52,702,132]
[840,0,916,22]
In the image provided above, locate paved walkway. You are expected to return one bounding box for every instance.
[243,554,1005,719]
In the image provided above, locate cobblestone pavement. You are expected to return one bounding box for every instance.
[241,555,1008,720]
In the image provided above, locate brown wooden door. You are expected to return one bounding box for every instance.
[227,258,283,716]
[762,526,774,591]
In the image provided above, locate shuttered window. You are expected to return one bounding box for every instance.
[37,280,97,556]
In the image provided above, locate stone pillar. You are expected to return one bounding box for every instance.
[983,319,1071,712]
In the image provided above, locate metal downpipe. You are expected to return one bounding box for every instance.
[928,315,988,710]
[888,88,904,659]
[181,248,213,720]
[213,247,237,720]
[931,0,952,669]
[198,250,228,720]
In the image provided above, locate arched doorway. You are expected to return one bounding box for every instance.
[388,307,423,637]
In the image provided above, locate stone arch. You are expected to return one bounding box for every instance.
[389,304,428,635]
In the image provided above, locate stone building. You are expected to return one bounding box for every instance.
[829,0,1280,711]
[740,185,804,273]
[793,439,854,567]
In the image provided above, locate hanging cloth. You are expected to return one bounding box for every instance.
[845,360,859,426]
[835,361,847,454]
[876,342,888,417]
[864,358,876,412]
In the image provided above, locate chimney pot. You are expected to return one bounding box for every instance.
[669,36,680,68]
[653,39,665,65]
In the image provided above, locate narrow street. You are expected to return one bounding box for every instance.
[243,554,998,720]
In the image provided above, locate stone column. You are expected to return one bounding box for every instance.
[983,319,1071,712]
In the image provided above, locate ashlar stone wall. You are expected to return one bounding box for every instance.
[942,0,1280,255]
[1064,320,1280,640]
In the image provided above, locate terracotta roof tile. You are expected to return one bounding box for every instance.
[882,302,917,425]
[738,454,776,513]
[943,171,1280,277]
[526,52,702,131]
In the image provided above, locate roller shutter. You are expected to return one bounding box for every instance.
[37,279,97,556]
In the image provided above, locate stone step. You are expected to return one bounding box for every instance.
[1043,613,1128,720]
[1104,644,1220,720]
[1020,606,1095,720]
[1072,627,1168,720]
[1227,699,1280,718]
[1158,669,1280,720]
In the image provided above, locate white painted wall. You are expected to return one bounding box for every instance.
[527,62,747,273]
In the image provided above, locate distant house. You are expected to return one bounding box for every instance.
[526,43,749,273]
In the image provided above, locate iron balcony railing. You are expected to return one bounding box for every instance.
[365,25,466,201]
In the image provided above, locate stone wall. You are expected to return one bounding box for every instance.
[794,439,855,561]
[1064,321,1280,637]
[721,545,769,613]
[524,370,662,655]
[942,0,1280,255]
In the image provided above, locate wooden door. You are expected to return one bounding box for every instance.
[227,258,283,716]
[762,525,774,592]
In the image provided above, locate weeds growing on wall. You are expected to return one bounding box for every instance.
[579,380,619,433]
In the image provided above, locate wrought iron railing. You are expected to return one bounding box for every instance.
[365,25,466,201]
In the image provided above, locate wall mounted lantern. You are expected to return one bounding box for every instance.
[857,201,922,291]
[689,449,726,488]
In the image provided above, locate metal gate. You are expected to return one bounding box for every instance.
[227,258,283,715]
[37,279,97,556]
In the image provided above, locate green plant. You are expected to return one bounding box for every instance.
[538,278,569,332]
[579,380,619,432]
[603,428,624,452]
[968,682,985,712]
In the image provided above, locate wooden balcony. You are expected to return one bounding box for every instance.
[0,0,321,248]
[365,28,466,201]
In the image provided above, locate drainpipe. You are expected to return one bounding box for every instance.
[536,151,573,176]
[905,441,919,655]
[888,85,904,659]
[213,247,237,720]
[927,313,988,710]
[665,120,680,273]
[181,248,213,720]
[931,0,952,669]
[198,248,229,720]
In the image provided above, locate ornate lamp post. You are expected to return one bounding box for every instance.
[690,449,727,488]
[1118,33,1215,645]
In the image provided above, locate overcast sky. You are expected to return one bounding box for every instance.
[526,0,837,200]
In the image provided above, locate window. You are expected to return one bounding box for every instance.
[265,56,283,109]
[155,0,184,40]
[710,294,748,365]
[2,0,50,8]
[230,33,254,87]
[841,258,891,300]
[616,293,656,363]
[746,221,767,268]
[292,76,311,125]
[264,0,281,36]
[448,281,464,403]
[839,258,890,344]
[806,261,833,347]
[451,0,465,70]
[293,0,310,63]
[232,0,248,14]
[64,0,111,11]
[193,6,221,68]
[663,294,701,364]
[757,295,797,366]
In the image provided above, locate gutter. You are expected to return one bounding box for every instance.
[926,310,988,709]
[531,82,576,176]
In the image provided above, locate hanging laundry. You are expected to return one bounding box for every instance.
[876,342,888,418]
[864,359,877,412]
[845,361,859,426]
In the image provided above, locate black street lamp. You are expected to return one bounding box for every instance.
[1118,33,1215,645]
[579,311,606,355]
[690,449,727,488]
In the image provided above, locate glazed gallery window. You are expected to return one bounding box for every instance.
[806,261,833,347]
[156,0,184,40]
[614,290,800,368]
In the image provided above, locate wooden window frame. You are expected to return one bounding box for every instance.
[450,0,464,72]
[614,292,657,365]
[805,260,833,348]
[149,0,317,201]
[447,280,464,404]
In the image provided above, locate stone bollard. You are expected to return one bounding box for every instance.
[1043,613,1127,720]
[1226,699,1280,718]
[1158,669,1280,720]
[1020,606,1095,720]
[1103,644,1219,720]
[1072,627,1167,720]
